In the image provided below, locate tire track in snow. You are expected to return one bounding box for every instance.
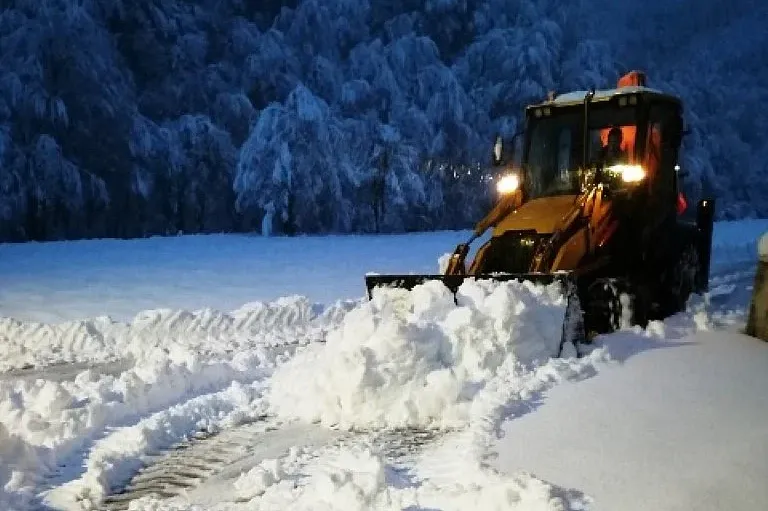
[0,358,132,383]
[14,300,357,511]
[100,418,448,510]
[100,417,314,510]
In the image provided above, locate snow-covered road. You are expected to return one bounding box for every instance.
[2,220,768,510]
[3,278,608,511]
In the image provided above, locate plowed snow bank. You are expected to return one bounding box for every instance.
[0,298,353,508]
[268,278,574,428]
[0,296,355,372]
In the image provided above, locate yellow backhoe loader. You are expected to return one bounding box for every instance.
[365,71,716,355]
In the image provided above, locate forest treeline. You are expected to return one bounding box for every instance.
[1,0,765,241]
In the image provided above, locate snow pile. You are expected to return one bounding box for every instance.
[105,335,608,511]
[0,296,354,372]
[0,294,354,509]
[233,457,285,501]
[0,423,46,510]
[0,343,281,508]
[268,278,574,429]
[0,348,266,448]
[252,277,608,510]
[293,448,392,510]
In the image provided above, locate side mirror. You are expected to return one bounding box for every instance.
[491,130,524,168]
[492,135,503,166]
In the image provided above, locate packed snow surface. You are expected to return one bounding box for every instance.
[490,304,768,511]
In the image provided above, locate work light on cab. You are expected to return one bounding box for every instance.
[496,174,520,194]
[607,164,646,183]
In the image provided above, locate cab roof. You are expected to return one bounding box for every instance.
[527,86,682,111]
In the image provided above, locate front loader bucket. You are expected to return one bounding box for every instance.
[364,272,585,357]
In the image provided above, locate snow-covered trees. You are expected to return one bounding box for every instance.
[0,0,764,241]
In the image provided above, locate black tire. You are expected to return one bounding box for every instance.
[582,277,649,336]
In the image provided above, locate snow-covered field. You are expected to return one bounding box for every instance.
[0,231,474,323]
[1,219,768,511]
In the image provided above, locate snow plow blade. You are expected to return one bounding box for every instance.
[364,272,585,357]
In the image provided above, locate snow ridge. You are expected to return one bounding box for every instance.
[0,296,357,372]
[0,297,356,509]
[42,381,272,509]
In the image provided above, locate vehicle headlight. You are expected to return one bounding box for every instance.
[607,164,645,183]
[496,173,520,194]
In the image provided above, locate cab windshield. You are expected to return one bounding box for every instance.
[523,104,639,198]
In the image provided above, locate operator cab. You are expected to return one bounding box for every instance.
[493,72,686,219]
